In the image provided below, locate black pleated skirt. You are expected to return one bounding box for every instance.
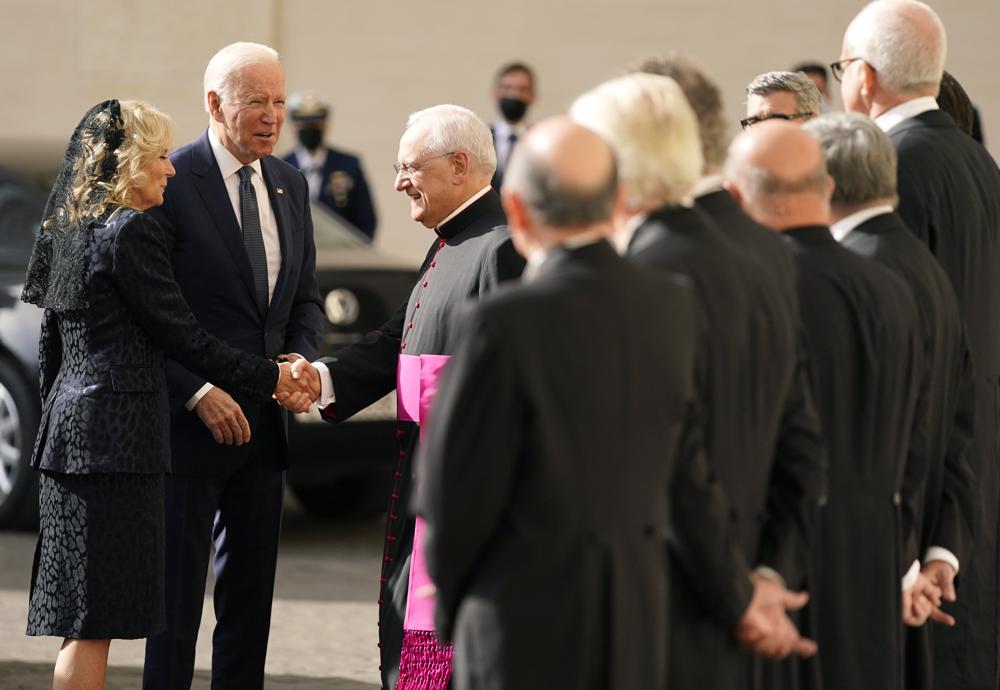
[26,470,165,639]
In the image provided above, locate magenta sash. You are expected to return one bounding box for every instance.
[397,353,451,630]
[395,354,453,690]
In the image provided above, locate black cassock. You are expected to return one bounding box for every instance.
[841,211,976,690]
[317,191,523,690]
[890,110,1000,689]
[415,240,755,690]
[627,205,827,689]
[786,225,926,690]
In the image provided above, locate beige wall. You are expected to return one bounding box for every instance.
[3,0,997,262]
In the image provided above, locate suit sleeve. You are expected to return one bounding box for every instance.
[669,398,755,627]
[756,340,828,589]
[931,336,978,564]
[281,171,325,361]
[350,159,377,240]
[900,323,932,571]
[147,194,210,409]
[37,308,61,403]
[112,212,278,401]
[317,299,404,422]
[414,305,521,642]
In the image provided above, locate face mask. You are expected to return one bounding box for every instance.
[499,97,529,123]
[297,127,324,151]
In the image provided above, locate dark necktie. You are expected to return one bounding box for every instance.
[506,131,518,169]
[238,166,270,314]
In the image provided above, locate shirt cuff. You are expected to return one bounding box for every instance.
[185,383,214,411]
[902,559,921,592]
[752,566,786,589]
[312,361,336,409]
[924,547,960,575]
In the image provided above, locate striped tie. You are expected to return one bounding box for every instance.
[238,166,269,314]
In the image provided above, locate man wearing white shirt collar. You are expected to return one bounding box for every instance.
[490,62,536,190]
[836,5,1000,679]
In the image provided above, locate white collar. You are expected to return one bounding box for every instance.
[523,230,607,283]
[295,146,327,168]
[691,173,725,199]
[437,186,492,230]
[615,212,649,255]
[830,205,895,242]
[874,97,939,134]
[209,127,263,180]
[493,119,529,138]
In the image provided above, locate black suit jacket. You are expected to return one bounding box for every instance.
[30,209,278,475]
[628,205,827,690]
[890,109,1000,688]
[786,225,925,690]
[150,131,324,476]
[416,240,752,690]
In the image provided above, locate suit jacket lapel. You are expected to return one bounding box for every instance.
[191,132,259,308]
[261,156,293,320]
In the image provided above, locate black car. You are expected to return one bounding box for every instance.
[0,167,416,528]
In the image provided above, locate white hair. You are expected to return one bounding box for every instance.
[404,104,497,177]
[570,73,703,210]
[746,71,822,117]
[844,0,947,96]
[203,42,281,113]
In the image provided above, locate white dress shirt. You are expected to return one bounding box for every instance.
[492,119,528,173]
[874,96,939,134]
[185,129,284,411]
[294,146,328,201]
[830,205,895,243]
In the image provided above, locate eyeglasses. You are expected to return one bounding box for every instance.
[393,151,455,177]
[830,57,864,82]
[739,112,815,130]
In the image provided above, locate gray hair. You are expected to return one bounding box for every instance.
[504,143,618,228]
[405,104,497,178]
[844,0,946,96]
[203,42,281,113]
[746,71,822,117]
[804,113,898,208]
[631,53,729,172]
[570,73,702,210]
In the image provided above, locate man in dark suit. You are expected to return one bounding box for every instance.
[142,42,324,690]
[489,62,536,191]
[416,115,815,690]
[726,119,946,690]
[806,111,975,689]
[282,91,377,241]
[571,73,826,690]
[838,2,1000,685]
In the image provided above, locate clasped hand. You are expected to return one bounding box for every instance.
[734,574,818,660]
[274,354,321,414]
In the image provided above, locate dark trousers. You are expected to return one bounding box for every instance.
[142,419,284,690]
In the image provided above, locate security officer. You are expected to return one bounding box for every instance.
[284,91,377,241]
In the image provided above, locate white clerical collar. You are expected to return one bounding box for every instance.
[830,204,895,242]
[436,186,492,230]
[874,97,939,134]
[209,127,263,180]
[523,230,607,283]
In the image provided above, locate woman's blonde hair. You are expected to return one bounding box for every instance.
[66,99,173,221]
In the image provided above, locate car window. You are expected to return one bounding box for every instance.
[0,174,46,266]
[309,201,367,250]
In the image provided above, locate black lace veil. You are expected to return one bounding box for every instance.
[21,99,126,311]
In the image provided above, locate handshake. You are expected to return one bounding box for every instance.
[274,353,322,414]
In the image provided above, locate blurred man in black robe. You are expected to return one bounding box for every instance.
[725,120,946,690]
[571,73,826,690]
[805,112,975,689]
[416,115,815,690]
[838,3,1000,684]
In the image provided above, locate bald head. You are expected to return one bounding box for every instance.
[724,120,832,230]
[503,115,618,231]
[843,0,946,98]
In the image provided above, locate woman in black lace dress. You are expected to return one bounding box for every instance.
[20,100,312,689]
